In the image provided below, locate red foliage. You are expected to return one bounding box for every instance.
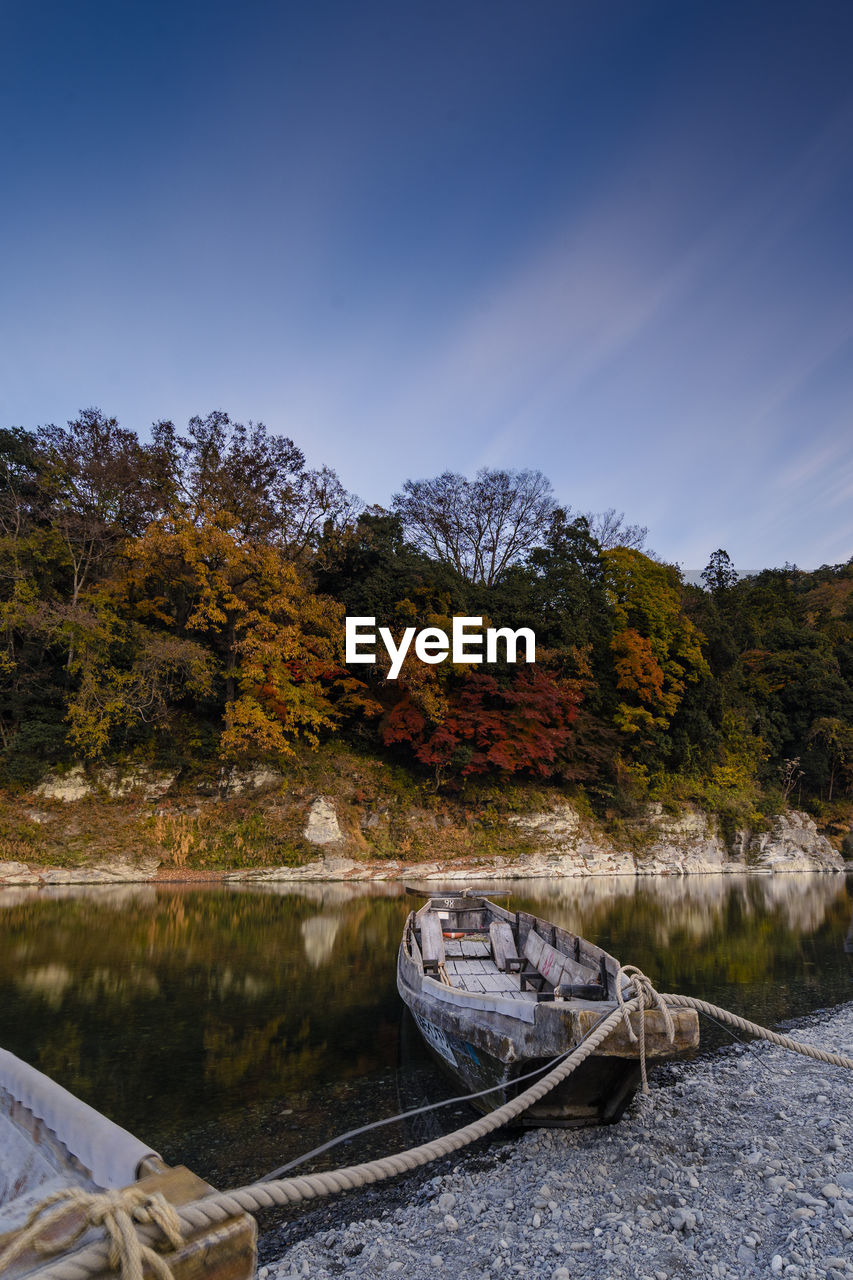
[381,669,581,779]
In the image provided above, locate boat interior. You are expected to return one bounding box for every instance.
[411,893,610,1004]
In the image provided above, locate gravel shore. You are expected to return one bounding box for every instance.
[262,1001,853,1280]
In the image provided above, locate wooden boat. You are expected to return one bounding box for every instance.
[0,1047,256,1279]
[397,891,700,1127]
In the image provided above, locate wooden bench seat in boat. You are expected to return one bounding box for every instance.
[521,928,604,997]
[442,955,538,1002]
[419,913,445,974]
[443,938,490,959]
[489,921,522,973]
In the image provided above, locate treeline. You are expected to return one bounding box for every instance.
[1,409,851,825]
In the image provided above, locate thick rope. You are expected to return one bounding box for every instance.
[18,978,853,1280]
[615,964,676,1093]
[0,1188,183,1280]
[661,994,853,1070]
[19,997,642,1280]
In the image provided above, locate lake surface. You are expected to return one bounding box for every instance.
[1,873,851,1192]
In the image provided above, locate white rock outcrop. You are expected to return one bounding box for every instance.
[750,810,843,872]
[230,855,364,883]
[102,767,177,800]
[303,797,345,846]
[33,765,178,802]
[0,861,40,885]
[638,805,734,875]
[218,766,282,797]
[508,802,634,876]
[38,857,161,884]
[34,766,92,802]
[510,800,734,877]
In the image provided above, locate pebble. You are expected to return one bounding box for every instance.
[670,1207,696,1232]
[263,1001,853,1280]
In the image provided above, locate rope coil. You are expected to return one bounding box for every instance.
[0,1188,183,1280]
[8,972,853,1280]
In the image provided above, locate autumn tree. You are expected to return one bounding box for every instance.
[117,509,355,760]
[65,608,215,758]
[381,668,581,785]
[393,467,556,586]
[603,548,710,744]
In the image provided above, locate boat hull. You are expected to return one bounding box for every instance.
[397,897,699,1128]
[405,1006,644,1127]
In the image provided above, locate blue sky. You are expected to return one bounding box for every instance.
[2,1,852,571]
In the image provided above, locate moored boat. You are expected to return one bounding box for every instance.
[0,1048,256,1279]
[397,891,699,1127]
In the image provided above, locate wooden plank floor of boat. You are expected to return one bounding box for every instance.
[442,940,538,1002]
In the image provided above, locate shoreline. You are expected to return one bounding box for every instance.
[259,1000,853,1280]
[0,860,851,889]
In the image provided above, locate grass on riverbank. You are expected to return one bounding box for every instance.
[0,742,547,871]
[4,739,849,873]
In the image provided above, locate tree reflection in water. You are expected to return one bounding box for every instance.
[0,873,850,1188]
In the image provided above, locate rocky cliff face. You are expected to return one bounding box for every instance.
[3,763,848,886]
[507,802,732,878]
[748,810,842,872]
[227,799,846,884]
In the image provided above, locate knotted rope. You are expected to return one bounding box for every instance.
[615,964,676,1093]
[0,1187,183,1280]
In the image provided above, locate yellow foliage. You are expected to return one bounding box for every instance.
[604,548,709,739]
[119,507,355,760]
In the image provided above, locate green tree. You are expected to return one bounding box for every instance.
[701,549,738,595]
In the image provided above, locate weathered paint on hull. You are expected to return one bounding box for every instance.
[410,1006,644,1128]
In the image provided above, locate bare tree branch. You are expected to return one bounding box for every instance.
[583,507,647,552]
[393,468,556,585]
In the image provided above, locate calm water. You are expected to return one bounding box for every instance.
[1,873,851,1191]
